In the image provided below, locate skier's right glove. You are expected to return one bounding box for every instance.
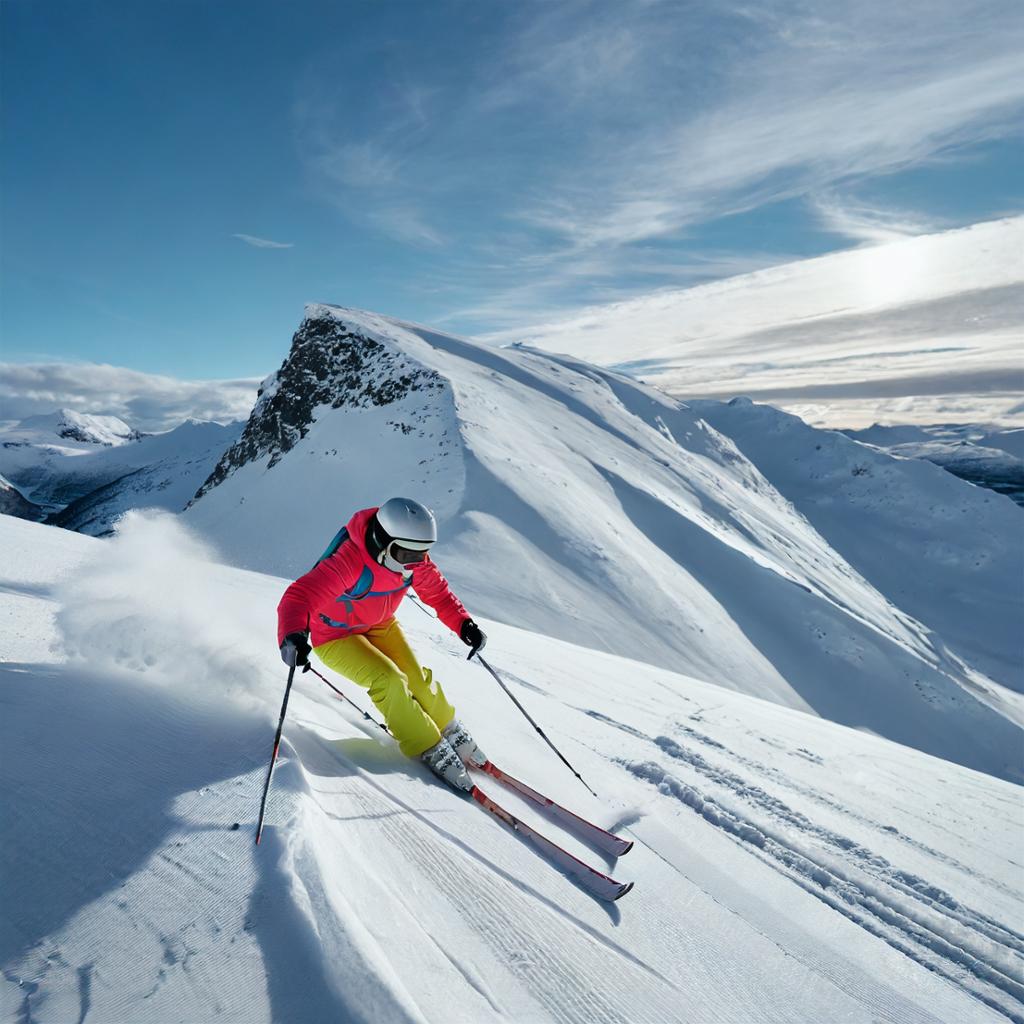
[460,618,487,658]
[280,631,311,668]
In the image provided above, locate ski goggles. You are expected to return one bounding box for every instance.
[388,540,431,565]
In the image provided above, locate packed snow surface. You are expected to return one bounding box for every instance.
[1,514,1022,1024]
[185,304,1024,783]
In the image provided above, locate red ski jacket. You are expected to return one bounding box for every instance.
[276,506,470,648]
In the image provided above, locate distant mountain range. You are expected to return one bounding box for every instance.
[0,410,243,534]
[844,423,1024,506]
[14,408,144,446]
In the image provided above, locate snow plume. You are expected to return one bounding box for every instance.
[55,511,279,706]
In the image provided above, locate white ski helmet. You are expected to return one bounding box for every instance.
[371,497,437,573]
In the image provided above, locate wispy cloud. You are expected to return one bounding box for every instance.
[474,13,643,114]
[292,68,444,247]
[232,234,294,249]
[291,0,1024,332]
[480,217,1024,369]
[312,140,401,189]
[368,207,444,247]
[505,15,1024,253]
[478,215,1024,423]
[434,248,803,332]
[811,196,945,245]
[0,362,260,431]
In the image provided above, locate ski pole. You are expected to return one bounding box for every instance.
[471,651,599,799]
[407,596,597,796]
[255,663,297,845]
[304,664,390,736]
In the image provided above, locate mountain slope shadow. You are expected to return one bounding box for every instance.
[592,468,1022,782]
[0,663,268,967]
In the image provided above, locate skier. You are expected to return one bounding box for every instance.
[277,497,488,792]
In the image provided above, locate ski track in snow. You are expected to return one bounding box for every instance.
[666,720,1023,901]
[290,697,908,1023]
[296,731,685,1024]
[596,715,1024,1023]
[585,706,1020,904]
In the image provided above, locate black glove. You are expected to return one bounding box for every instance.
[280,631,311,668]
[460,618,487,658]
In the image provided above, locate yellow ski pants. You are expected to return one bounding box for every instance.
[314,617,455,758]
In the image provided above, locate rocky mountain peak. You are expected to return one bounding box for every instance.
[191,308,444,502]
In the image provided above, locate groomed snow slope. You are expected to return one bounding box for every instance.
[184,304,1023,782]
[2,515,1022,1024]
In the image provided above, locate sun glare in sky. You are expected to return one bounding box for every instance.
[853,240,934,310]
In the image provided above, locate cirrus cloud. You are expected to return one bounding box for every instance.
[232,233,294,249]
[292,0,1024,335]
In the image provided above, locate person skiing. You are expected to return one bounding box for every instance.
[277,497,488,792]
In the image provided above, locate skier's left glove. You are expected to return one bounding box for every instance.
[460,618,487,658]
[280,631,311,668]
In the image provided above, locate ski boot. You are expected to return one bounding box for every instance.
[443,719,487,768]
[421,736,473,792]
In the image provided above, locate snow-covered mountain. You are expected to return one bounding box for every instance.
[0,409,144,509]
[845,424,1024,506]
[2,514,1021,1024]
[10,408,143,446]
[0,413,243,523]
[185,304,1023,782]
[45,420,245,536]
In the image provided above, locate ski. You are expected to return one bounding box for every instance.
[471,785,634,902]
[476,760,633,858]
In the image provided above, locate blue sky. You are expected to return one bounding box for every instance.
[2,0,1022,399]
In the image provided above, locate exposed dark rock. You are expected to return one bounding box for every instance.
[56,424,144,445]
[0,478,46,522]
[191,313,443,503]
